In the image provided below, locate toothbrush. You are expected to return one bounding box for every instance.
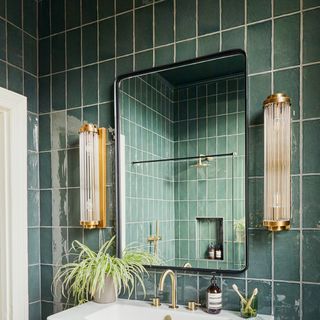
[244,288,258,313]
[232,284,247,304]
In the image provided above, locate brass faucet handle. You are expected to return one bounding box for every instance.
[150,297,161,307]
[187,301,201,311]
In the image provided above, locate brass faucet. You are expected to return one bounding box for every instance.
[147,220,161,256]
[158,269,178,309]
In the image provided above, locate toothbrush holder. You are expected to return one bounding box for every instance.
[240,294,258,318]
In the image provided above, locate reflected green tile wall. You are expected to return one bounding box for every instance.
[35,0,320,319]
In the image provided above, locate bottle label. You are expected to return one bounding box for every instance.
[208,292,222,309]
[208,250,215,259]
[216,250,222,259]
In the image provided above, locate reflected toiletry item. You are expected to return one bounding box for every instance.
[215,243,223,260]
[208,243,215,259]
[206,275,222,314]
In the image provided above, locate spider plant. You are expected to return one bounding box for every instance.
[53,236,159,305]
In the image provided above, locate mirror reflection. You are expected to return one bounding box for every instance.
[117,51,247,272]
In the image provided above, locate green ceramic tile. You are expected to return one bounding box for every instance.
[291,122,300,174]
[274,231,300,281]
[40,190,52,226]
[177,275,198,305]
[67,29,81,69]
[39,152,51,188]
[67,108,81,147]
[303,64,320,119]
[198,34,220,57]
[135,6,153,51]
[24,76,38,114]
[41,265,53,300]
[0,0,4,18]
[52,73,66,110]
[303,120,320,173]
[83,64,98,105]
[66,0,80,29]
[176,0,196,41]
[176,40,196,62]
[99,0,114,18]
[39,38,50,76]
[303,175,320,228]
[116,12,133,56]
[303,9,320,63]
[247,21,271,74]
[0,61,6,88]
[52,111,66,149]
[51,150,67,188]
[155,45,174,66]
[27,113,38,152]
[84,229,100,252]
[155,0,174,46]
[28,228,40,264]
[68,148,80,188]
[274,14,300,68]
[67,68,82,108]
[28,152,39,190]
[29,302,41,320]
[0,19,5,61]
[7,0,21,27]
[274,282,300,319]
[222,27,244,51]
[303,230,320,282]
[198,0,220,35]
[52,189,68,226]
[249,73,271,125]
[248,126,264,177]
[248,178,263,227]
[117,55,133,77]
[99,18,115,60]
[303,284,320,319]
[274,68,300,120]
[247,280,272,315]
[68,188,80,226]
[28,266,40,302]
[82,23,97,65]
[247,0,271,23]
[222,278,245,311]
[304,0,320,8]
[116,0,132,13]
[274,0,300,16]
[82,0,97,24]
[83,105,98,124]
[248,229,272,279]
[41,302,53,319]
[39,76,51,113]
[24,34,37,75]
[52,33,66,73]
[291,176,300,228]
[7,24,22,68]
[99,102,114,128]
[51,0,65,34]
[99,60,115,102]
[28,190,40,227]
[222,0,244,29]
[39,0,50,38]
[68,227,83,247]
[135,50,153,70]
[8,65,22,94]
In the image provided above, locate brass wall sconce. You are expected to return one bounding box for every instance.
[263,93,291,231]
[79,123,107,229]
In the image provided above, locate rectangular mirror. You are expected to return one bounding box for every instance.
[115,50,247,273]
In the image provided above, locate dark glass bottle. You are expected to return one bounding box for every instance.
[206,275,222,314]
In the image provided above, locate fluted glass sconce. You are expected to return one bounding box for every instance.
[263,93,291,231]
[79,123,107,229]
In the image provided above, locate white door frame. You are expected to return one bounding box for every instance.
[0,87,28,320]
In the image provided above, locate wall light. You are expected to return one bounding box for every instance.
[79,123,107,229]
[263,93,291,231]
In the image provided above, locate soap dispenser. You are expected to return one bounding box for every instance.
[206,274,222,314]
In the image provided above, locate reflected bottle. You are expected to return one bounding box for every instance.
[206,275,222,314]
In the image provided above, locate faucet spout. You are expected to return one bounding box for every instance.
[158,269,178,309]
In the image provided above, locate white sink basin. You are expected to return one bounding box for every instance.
[48,299,273,320]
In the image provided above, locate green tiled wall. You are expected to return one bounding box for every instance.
[35,0,320,319]
[0,1,40,319]
[174,77,246,270]
[120,73,176,263]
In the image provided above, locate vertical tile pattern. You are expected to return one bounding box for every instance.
[34,0,320,319]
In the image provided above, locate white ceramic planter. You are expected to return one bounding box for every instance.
[94,275,117,304]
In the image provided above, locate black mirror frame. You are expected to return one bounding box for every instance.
[114,49,248,275]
